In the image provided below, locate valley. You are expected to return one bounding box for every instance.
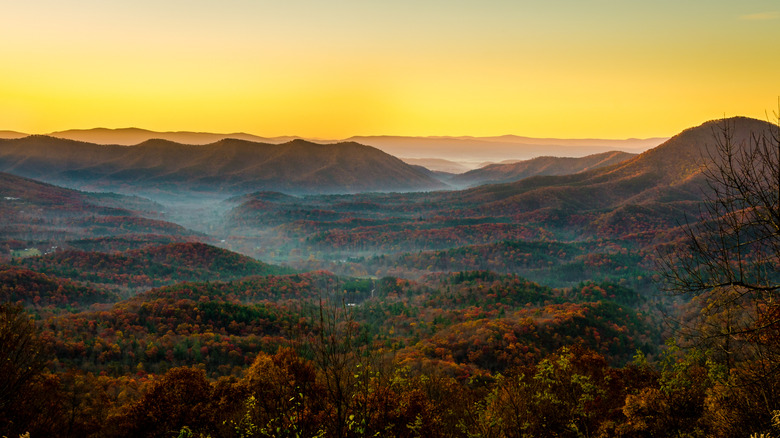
[1,116,779,437]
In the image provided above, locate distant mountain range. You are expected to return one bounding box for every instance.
[0,136,444,196]
[0,130,27,140]
[45,127,300,146]
[223,116,776,262]
[399,158,471,174]
[450,151,636,187]
[444,117,775,223]
[2,127,667,166]
[345,135,666,164]
[2,116,774,282]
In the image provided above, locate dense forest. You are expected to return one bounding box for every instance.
[1,116,779,437]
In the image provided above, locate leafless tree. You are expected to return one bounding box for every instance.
[660,108,780,427]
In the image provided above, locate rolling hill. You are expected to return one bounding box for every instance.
[0,171,199,253]
[31,127,666,165]
[226,114,735,238]
[0,265,117,308]
[450,151,636,187]
[0,136,445,196]
[221,117,775,268]
[5,117,775,438]
[13,242,292,290]
[441,117,775,215]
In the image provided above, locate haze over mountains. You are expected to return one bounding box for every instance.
[221,116,775,273]
[441,117,776,217]
[2,116,769,282]
[3,116,778,436]
[0,171,196,244]
[399,158,471,174]
[0,136,444,197]
[0,117,764,211]
[345,135,667,165]
[46,127,300,146]
[450,150,636,187]
[0,130,27,140]
[8,127,667,168]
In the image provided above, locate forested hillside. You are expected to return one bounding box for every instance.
[0,137,444,195]
[2,117,779,437]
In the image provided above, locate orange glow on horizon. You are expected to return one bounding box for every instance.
[1,1,778,139]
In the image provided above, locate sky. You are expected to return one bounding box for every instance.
[1,0,779,139]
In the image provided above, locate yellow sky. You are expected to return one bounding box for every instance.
[1,0,778,139]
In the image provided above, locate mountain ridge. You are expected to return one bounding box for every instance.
[0,171,198,247]
[0,130,28,139]
[445,116,776,218]
[9,127,668,164]
[222,116,776,264]
[46,127,301,146]
[451,150,637,187]
[344,135,665,162]
[0,136,445,196]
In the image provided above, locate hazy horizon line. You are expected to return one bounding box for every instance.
[1,126,672,142]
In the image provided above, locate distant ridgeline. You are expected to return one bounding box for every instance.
[2,117,780,437]
[0,136,445,196]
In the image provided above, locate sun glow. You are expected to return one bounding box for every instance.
[2,0,778,139]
